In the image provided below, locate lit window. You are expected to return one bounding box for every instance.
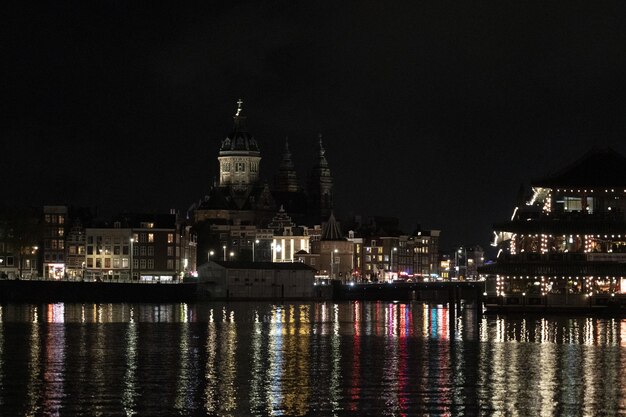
[167,233,174,243]
[148,233,154,243]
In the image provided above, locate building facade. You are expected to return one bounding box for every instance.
[480,148,626,306]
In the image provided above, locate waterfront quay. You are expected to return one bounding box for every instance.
[0,278,197,303]
[335,281,483,304]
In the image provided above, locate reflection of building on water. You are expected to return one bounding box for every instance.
[481,148,626,310]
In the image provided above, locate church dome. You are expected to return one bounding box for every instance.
[219,100,260,154]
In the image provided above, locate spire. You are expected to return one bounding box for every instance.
[321,212,344,241]
[307,132,333,221]
[274,136,300,192]
[317,133,328,167]
[279,136,295,170]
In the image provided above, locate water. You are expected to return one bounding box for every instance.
[0,301,623,416]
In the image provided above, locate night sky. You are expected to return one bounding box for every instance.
[4,2,626,252]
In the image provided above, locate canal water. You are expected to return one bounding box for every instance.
[0,301,623,416]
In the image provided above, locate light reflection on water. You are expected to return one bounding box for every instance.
[0,302,623,416]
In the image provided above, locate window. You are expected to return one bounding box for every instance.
[167,233,174,243]
[78,246,85,255]
[133,246,138,256]
[114,246,121,255]
[69,246,76,255]
[564,197,582,212]
[133,259,138,268]
[104,258,111,268]
[140,246,146,256]
[58,228,64,237]
[58,240,64,250]
[113,258,120,268]
[45,214,51,223]
[147,259,154,269]
[148,246,154,256]
[122,258,129,268]
[167,246,174,256]
[87,258,93,268]
[58,215,64,224]
[148,233,154,243]
[96,258,102,268]
[140,259,146,269]
[140,233,146,243]
[88,236,94,244]
[167,259,173,270]
[235,162,245,172]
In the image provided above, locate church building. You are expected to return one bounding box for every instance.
[189,100,336,263]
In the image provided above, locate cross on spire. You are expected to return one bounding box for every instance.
[235,99,243,117]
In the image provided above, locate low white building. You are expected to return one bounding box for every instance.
[196,261,317,299]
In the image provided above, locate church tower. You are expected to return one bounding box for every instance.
[217,100,261,192]
[307,134,333,221]
[274,137,300,193]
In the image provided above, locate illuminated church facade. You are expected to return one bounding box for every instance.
[188,101,335,261]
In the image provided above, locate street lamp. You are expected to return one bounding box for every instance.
[229,251,235,260]
[208,250,214,263]
[331,248,338,280]
[390,247,397,281]
[130,238,134,281]
[223,245,227,261]
[252,239,259,262]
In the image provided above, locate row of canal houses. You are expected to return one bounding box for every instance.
[0,207,197,282]
[480,147,626,307]
[0,203,444,283]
